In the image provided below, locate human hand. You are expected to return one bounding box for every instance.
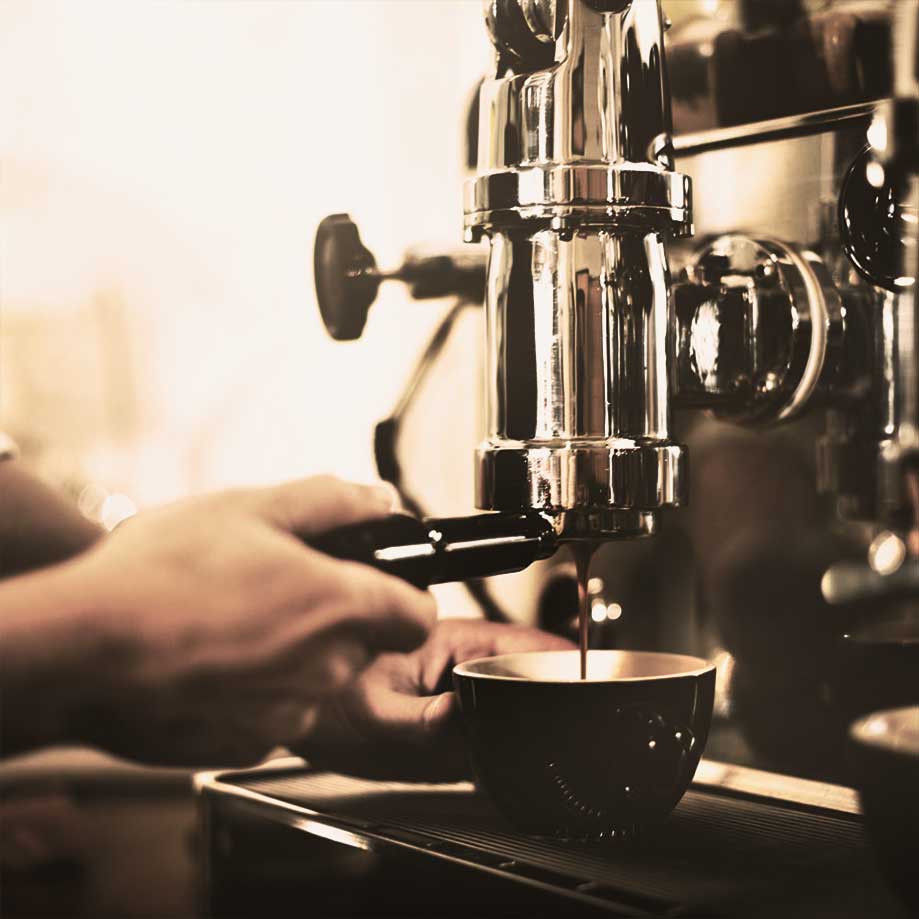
[293,618,574,782]
[63,477,435,767]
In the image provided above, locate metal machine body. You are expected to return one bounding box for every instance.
[309,0,919,783]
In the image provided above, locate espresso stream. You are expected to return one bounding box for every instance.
[572,542,599,679]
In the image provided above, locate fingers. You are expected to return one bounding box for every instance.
[418,619,574,693]
[231,555,435,697]
[487,623,575,655]
[380,687,457,739]
[256,475,396,536]
[274,550,436,655]
[356,688,469,781]
[333,558,436,652]
[261,630,372,698]
[300,685,470,782]
[231,698,319,747]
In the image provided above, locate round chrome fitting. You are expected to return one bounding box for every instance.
[463,164,693,240]
[673,235,838,424]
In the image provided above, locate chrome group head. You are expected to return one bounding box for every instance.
[467,0,691,540]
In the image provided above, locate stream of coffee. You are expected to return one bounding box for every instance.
[572,542,598,679]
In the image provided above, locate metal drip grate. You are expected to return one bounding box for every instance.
[222,769,902,917]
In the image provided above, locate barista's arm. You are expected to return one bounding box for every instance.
[0,558,105,754]
[0,460,103,578]
[0,475,435,765]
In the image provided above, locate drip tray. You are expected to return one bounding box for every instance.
[201,765,909,917]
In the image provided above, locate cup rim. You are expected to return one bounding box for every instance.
[453,649,715,684]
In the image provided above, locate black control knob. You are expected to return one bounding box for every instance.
[313,214,486,341]
[839,146,916,293]
[314,213,380,341]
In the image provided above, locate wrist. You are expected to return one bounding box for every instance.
[0,556,127,754]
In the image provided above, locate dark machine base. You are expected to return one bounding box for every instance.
[196,761,910,918]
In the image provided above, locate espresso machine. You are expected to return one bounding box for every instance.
[197,2,919,914]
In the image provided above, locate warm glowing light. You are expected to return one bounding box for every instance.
[78,483,109,521]
[869,530,906,575]
[866,160,886,189]
[867,116,888,154]
[590,600,623,622]
[591,599,608,622]
[101,494,137,531]
[710,648,737,718]
[587,576,604,593]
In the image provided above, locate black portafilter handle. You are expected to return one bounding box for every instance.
[309,511,558,589]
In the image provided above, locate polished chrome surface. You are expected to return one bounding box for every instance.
[476,442,684,514]
[464,165,691,237]
[468,0,690,235]
[673,235,840,424]
[469,0,688,528]
[475,0,681,173]
[667,3,890,136]
[838,143,917,294]
[476,228,685,513]
[674,100,879,158]
[483,230,671,441]
[857,0,919,524]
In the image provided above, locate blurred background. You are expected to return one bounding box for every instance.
[0,0,487,519]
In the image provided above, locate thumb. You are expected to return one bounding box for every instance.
[256,475,395,536]
[300,689,469,782]
[366,689,469,782]
[374,689,458,743]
